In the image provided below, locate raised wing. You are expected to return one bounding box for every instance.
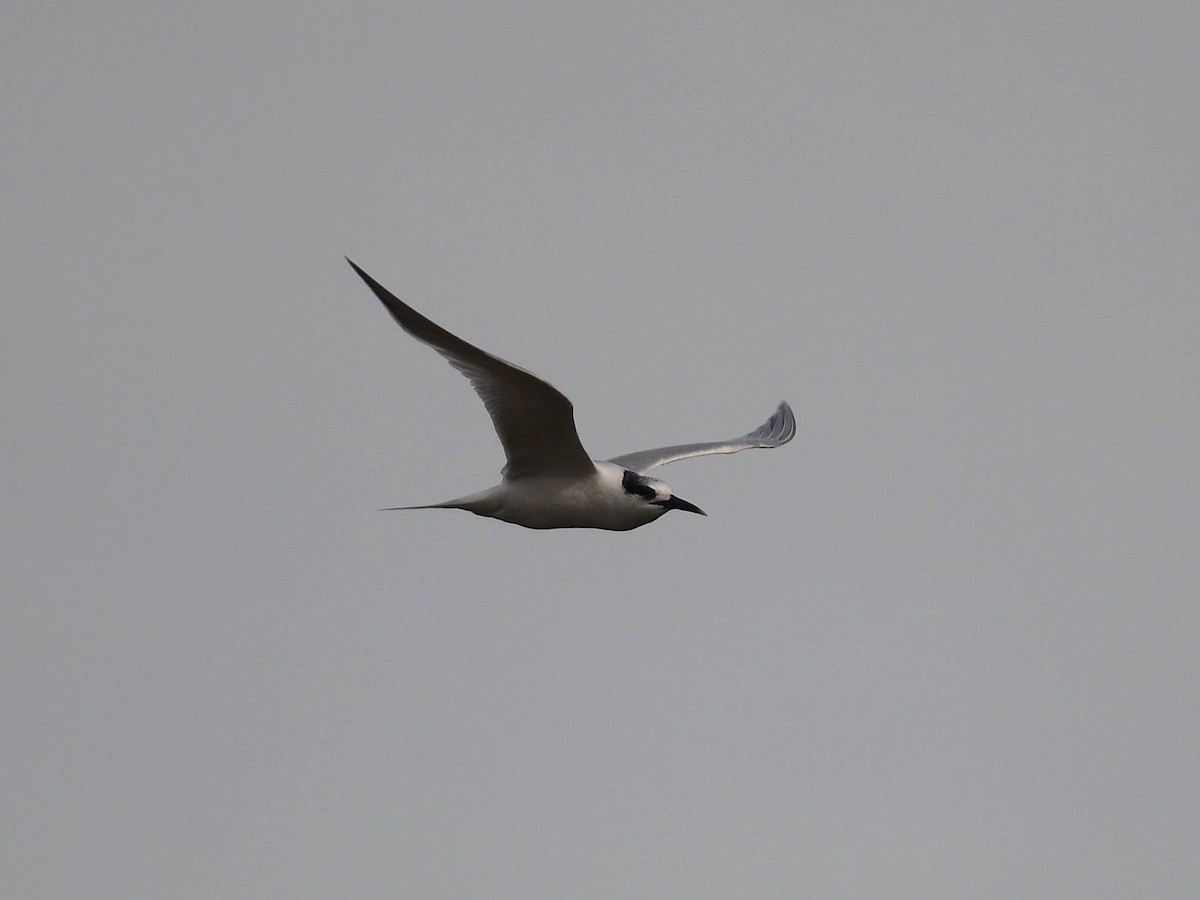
[347,259,596,479]
[608,401,795,474]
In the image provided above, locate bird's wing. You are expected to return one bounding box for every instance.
[347,259,596,479]
[608,401,795,474]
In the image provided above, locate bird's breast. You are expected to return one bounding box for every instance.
[483,472,664,531]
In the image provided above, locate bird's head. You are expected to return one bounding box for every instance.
[621,468,706,517]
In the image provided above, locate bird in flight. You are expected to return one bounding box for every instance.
[347,259,795,530]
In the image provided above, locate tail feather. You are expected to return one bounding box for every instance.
[379,502,460,511]
[378,487,497,516]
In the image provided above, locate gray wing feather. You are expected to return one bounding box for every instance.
[608,401,795,474]
[347,259,596,479]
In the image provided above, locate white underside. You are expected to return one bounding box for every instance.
[439,462,668,531]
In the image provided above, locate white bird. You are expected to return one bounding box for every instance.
[348,259,795,531]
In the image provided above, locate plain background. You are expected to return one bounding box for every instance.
[4,2,1197,898]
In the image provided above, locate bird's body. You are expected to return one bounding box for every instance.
[412,463,669,531]
[347,259,795,531]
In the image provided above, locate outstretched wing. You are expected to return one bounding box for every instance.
[608,401,795,474]
[347,259,596,479]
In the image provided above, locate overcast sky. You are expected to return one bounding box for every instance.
[4,2,1198,898]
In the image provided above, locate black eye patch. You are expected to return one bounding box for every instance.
[622,469,657,500]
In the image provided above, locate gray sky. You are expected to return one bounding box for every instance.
[4,2,1198,898]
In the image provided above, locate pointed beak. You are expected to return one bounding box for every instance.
[660,495,707,516]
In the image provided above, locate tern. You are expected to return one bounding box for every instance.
[347,259,795,530]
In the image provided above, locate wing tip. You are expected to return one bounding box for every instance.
[751,399,796,447]
[775,400,796,444]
